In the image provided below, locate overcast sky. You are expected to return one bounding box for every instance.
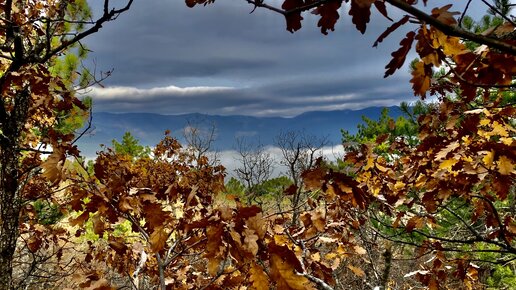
[82,0,486,117]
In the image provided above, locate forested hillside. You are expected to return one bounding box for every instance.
[76,107,403,156]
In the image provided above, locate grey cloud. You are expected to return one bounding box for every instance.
[83,0,435,116]
[86,74,414,117]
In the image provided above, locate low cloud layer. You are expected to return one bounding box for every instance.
[85,74,412,116]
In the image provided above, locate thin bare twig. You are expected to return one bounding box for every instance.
[459,0,473,27]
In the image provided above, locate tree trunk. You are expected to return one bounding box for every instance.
[0,195,21,290]
[0,146,22,289]
[0,88,30,289]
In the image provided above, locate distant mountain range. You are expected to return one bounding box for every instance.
[75,106,403,157]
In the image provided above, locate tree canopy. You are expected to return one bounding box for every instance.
[0,0,134,288]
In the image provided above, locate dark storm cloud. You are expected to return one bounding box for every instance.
[83,0,454,116]
[86,72,412,116]
[258,72,410,98]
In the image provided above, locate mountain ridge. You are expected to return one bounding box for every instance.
[76,106,403,157]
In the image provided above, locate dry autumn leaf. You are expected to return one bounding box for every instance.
[384,31,416,77]
[249,263,269,290]
[311,210,326,232]
[348,264,366,278]
[439,158,459,171]
[247,217,266,239]
[353,245,367,255]
[410,61,432,97]
[243,228,259,256]
[349,0,374,34]
[270,254,315,290]
[313,0,341,35]
[435,141,460,161]
[481,150,495,168]
[41,147,65,184]
[431,4,459,25]
[406,216,425,233]
[149,226,169,253]
[497,156,515,175]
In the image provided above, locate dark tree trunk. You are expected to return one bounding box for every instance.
[0,175,21,290]
[0,143,22,290]
[0,88,30,289]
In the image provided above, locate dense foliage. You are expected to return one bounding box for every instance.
[0,0,134,288]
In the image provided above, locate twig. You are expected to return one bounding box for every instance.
[459,0,473,27]
[71,105,93,145]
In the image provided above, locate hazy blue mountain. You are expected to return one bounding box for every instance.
[75,106,403,157]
